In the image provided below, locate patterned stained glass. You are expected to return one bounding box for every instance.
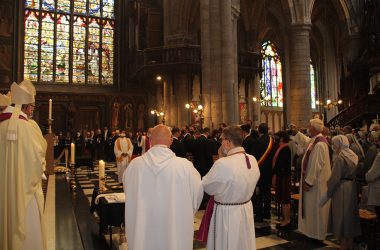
[260,41,283,107]
[102,20,114,84]
[40,13,55,82]
[57,0,70,13]
[87,18,100,84]
[102,0,114,19]
[24,0,115,85]
[74,0,87,15]
[42,0,55,11]
[89,0,101,17]
[73,16,86,84]
[56,14,70,82]
[25,0,40,10]
[24,11,39,82]
[310,62,316,109]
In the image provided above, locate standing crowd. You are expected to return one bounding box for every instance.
[1,80,379,250]
[122,118,380,250]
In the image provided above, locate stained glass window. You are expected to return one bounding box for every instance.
[310,61,316,109]
[24,0,115,85]
[260,41,283,107]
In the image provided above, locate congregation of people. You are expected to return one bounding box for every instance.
[1,81,380,250]
[121,118,380,250]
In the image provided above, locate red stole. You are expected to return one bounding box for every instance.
[0,112,28,122]
[145,136,151,152]
[302,136,329,174]
[301,135,329,218]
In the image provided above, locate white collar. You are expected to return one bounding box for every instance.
[4,106,28,119]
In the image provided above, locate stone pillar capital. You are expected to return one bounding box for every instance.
[231,0,240,19]
[291,23,312,32]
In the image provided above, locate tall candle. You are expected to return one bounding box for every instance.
[48,99,52,120]
[99,160,105,178]
[70,143,75,164]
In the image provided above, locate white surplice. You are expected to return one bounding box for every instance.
[0,106,47,250]
[114,137,133,183]
[202,147,260,250]
[124,145,203,250]
[293,132,331,240]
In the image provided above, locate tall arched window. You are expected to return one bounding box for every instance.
[310,61,316,109]
[260,41,283,107]
[24,0,115,85]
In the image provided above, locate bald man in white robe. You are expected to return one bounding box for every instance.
[124,124,203,250]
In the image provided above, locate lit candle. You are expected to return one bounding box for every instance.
[48,99,52,120]
[99,160,105,178]
[70,143,75,164]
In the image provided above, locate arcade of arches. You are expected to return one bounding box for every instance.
[0,0,378,133]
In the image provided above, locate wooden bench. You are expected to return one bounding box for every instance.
[270,189,281,220]
[290,194,299,219]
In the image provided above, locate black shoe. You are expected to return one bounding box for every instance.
[276,223,291,230]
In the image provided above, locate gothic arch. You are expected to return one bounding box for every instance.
[310,0,358,35]
[164,0,200,44]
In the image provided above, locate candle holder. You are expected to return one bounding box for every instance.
[69,163,77,191]
[99,175,107,193]
[47,118,54,134]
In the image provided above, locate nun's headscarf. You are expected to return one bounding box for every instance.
[332,135,358,166]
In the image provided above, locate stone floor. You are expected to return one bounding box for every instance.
[44,164,373,250]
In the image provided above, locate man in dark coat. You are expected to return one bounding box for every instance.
[209,129,221,155]
[252,123,275,221]
[241,124,256,155]
[192,127,214,177]
[181,125,195,154]
[170,127,187,158]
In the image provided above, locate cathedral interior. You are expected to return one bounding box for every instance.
[0,0,380,249]
[0,0,379,133]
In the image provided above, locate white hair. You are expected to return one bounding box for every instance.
[309,118,324,133]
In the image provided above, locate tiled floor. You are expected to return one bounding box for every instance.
[47,163,371,250]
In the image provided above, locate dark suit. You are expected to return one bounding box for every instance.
[181,133,195,154]
[242,134,256,155]
[209,137,221,155]
[252,133,275,219]
[170,137,187,158]
[192,135,214,177]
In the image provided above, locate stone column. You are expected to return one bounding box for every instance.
[220,0,239,125]
[289,24,312,127]
[201,0,240,127]
[250,75,261,127]
[163,79,171,125]
[156,84,163,110]
[200,0,212,128]
[169,82,177,127]
[209,0,222,128]
[176,74,189,126]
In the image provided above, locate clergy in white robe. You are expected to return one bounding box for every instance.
[292,118,331,240]
[114,131,134,183]
[202,126,260,250]
[0,81,47,250]
[124,124,203,250]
